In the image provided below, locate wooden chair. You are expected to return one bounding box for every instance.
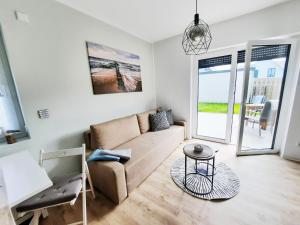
[16,144,93,225]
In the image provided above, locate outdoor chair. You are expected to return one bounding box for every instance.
[250,95,266,104]
[245,101,272,136]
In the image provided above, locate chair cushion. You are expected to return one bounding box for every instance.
[251,95,266,104]
[16,174,82,213]
[136,109,157,134]
[90,115,141,150]
[260,101,272,121]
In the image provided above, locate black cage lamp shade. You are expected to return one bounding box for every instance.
[182,0,212,55]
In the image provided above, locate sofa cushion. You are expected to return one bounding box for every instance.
[149,111,170,131]
[90,115,141,150]
[136,109,157,134]
[114,125,184,192]
[165,109,174,125]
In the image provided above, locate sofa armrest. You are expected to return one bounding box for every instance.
[174,120,187,139]
[88,161,127,204]
[83,131,91,150]
[174,120,186,127]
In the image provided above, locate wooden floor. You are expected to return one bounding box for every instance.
[41,139,300,225]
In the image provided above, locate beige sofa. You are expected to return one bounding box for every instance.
[84,110,186,204]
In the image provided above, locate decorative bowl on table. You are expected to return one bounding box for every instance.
[194,144,203,153]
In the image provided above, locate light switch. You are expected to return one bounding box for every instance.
[37,109,49,119]
[15,11,30,23]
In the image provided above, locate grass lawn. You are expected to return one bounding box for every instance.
[198,102,241,114]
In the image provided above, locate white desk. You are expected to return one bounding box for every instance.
[0,151,53,207]
[0,170,16,225]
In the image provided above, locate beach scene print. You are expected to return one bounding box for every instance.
[86,42,142,94]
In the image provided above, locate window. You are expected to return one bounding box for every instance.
[0,29,28,142]
[267,68,276,77]
[253,69,259,78]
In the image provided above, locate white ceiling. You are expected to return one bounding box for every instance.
[56,0,291,43]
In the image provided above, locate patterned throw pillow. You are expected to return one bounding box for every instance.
[149,111,170,131]
[165,109,174,125]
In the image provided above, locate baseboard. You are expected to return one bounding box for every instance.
[282,155,300,162]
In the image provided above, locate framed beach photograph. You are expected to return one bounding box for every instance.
[86,42,142,94]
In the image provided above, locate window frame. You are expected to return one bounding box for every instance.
[267,68,276,77]
[253,69,259,78]
[0,27,29,143]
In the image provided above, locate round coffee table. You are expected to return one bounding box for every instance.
[183,143,216,195]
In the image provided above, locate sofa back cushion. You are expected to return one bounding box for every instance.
[90,115,141,150]
[136,109,157,134]
[149,111,170,131]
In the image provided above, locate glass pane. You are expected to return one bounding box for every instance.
[197,55,232,139]
[0,62,21,132]
[239,45,289,151]
[0,31,28,140]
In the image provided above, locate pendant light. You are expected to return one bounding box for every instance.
[182,0,212,55]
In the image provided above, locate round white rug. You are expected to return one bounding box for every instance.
[170,157,240,200]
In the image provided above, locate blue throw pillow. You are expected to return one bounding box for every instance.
[87,149,120,162]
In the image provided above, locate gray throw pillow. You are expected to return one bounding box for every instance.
[149,111,170,131]
[165,109,174,125]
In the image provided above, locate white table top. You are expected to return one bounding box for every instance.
[0,170,16,225]
[0,151,53,207]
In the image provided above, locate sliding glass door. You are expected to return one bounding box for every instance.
[236,40,291,155]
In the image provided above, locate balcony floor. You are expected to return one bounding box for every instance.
[197,112,273,150]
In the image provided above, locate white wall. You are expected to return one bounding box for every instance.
[198,72,231,103]
[154,0,300,158]
[0,0,156,174]
[154,36,192,135]
[282,70,300,160]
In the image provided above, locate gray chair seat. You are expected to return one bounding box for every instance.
[16,174,82,213]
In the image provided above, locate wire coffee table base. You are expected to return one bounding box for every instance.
[184,155,216,195]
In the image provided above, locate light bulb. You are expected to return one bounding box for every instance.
[188,26,205,42]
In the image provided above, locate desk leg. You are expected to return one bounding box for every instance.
[85,162,96,199]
